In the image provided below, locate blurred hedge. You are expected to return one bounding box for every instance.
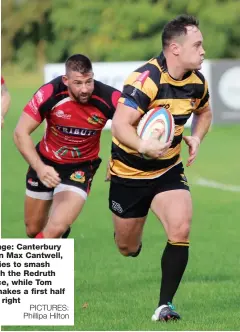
[2,0,240,70]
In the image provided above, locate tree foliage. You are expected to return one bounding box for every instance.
[2,0,240,69]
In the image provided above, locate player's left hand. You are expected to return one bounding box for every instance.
[183,135,201,167]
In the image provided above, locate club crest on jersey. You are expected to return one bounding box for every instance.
[55,125,97,136]
[88,114,105,125]
[70,170,85,183]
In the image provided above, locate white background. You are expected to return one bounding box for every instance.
[0,239,74,326]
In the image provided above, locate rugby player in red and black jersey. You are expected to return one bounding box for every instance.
[14,54,121,239]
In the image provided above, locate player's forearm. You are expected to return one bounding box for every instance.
[112,121,142,152]
[191,109,212,142]
[13,131,45,171]
[1,93,11,117]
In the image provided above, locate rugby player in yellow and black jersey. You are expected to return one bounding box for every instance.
[108,15,212,321]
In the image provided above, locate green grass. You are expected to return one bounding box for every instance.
[1,80,240,331]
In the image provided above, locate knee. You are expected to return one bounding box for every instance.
[25,215,47,238]
[25,224,41,238]
[116,242,142,257]
[117,243,131,257]
[170,222,191,242]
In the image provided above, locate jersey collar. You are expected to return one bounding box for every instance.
[157,51,193,80]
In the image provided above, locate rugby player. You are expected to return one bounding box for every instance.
[109,15,212,321]
[14,54,121,239]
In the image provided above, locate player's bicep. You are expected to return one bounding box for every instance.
[193,105,212,124]
[15,112,41,135]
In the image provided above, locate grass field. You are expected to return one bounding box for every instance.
[1,79,240,331]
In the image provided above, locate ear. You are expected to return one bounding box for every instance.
[62,75,68,86]
[169,42,180,56]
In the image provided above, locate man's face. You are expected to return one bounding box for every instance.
[177,26,205,70]
[63,70,94,104]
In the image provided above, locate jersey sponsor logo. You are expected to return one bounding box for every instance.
[55,125,97,137]
[54,110,71,119]
[28,178,38,187]
[55,146,68,157]
[158,103,170,110]
[71,147,81,157]
[87,114,105,125]
[54,146,81,158]
[70,170,85,183]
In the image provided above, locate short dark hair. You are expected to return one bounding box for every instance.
[65,54,92,74]
[162,14,199,49]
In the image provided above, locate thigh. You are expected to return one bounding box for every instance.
[41,160,100,237]
[24,196,52,236]
[151,189,192,241]
[150,164,192,241]
[113,213,146,246]
[43,190,86,238]
[25,166,53,235]
[109,178,151,248]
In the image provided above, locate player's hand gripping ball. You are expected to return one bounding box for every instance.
[137,107,175,159]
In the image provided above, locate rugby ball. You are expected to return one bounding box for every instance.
[137,107,175,143]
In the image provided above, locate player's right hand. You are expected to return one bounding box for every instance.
[138,130,172,159]
[36,165,61,188]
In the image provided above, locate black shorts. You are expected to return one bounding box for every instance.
[109,162,189,218]
[26,152,101,200]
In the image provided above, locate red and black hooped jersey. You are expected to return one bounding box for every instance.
[24,76,121,164]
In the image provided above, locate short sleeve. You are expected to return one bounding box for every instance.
[23,84,54,123]
[195,80,210,113]
[118,66,159,114]
[108,90,121,119]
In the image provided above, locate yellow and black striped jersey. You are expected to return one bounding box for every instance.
[110,52,210,180]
